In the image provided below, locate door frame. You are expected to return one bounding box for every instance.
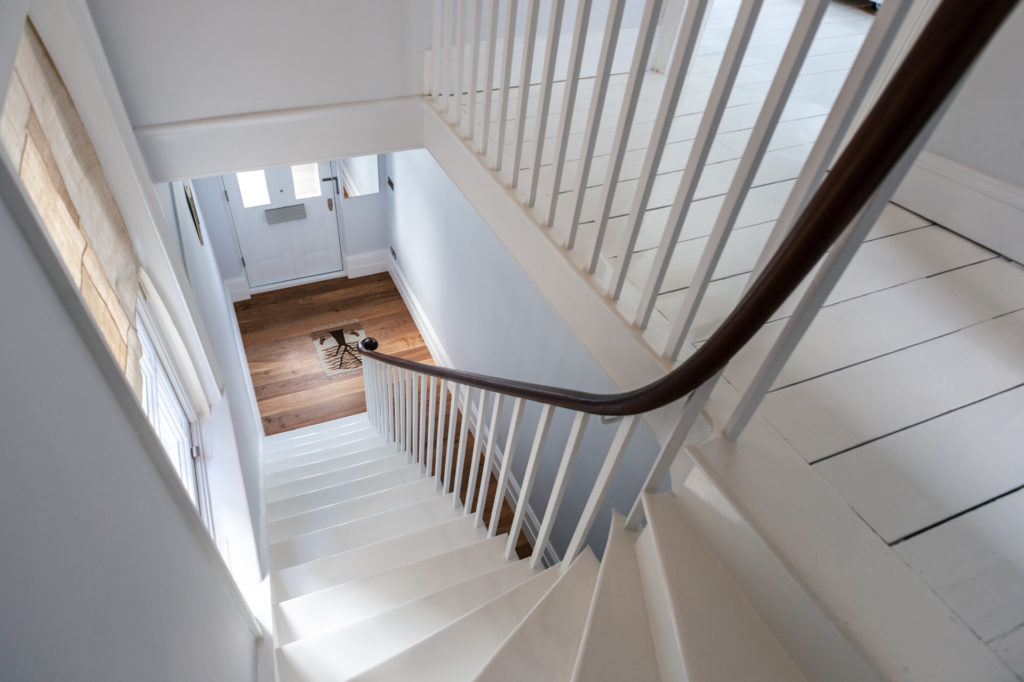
[219,160,348,295]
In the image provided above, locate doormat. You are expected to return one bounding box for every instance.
[311,322,366,377]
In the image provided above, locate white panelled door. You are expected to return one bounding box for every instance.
[224,161,344,288]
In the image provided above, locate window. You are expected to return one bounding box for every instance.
[137,306,207,517]
[236,169,271,207]
[291,163,322,199]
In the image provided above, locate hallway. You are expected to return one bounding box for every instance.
[235,272,432,435]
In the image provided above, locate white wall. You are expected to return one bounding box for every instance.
[891,2,1024,264]
[340,155,380,197]
[0,162,258,682]
[160,181,269,575]
[383,149,661,556]
[85,0,432,128]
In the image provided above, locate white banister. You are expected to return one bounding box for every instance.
[606,0,712,298]
[406,370,415,458]
[587,0,664,274]
[441,0,454,115]
[434,379,450,487]
[453,0,466,127]
[426,376,438,474]
[745,0,913,291]
[562,415,638,566]
[420,372,430,466]
[650,0,689,73]
[526,0,567,207]
[510,0,541,189]
[660,0,823,357]
[452,385,476,508]
[624,373,720,530]
[464,390,491,515]
[397,368,406,451]
[467,0,483,141]
[544,0,593,227]
[494,0,519,171]
[433,0,444,103]
[480,0,500,156]
[530,410,589,569]
[384,365,394,442]
[724,106,943,440]
[489,396,525,538]
[475,392,505,528]
[443,382,460,494]
[565,0,625,248]
[505,403,553,559]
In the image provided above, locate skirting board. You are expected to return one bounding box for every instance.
[224,276,251,302]
[344,249,390,279]
[387,252,558,565]
[895,150,1024,265]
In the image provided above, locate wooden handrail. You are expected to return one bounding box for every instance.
[361,0,1018,416]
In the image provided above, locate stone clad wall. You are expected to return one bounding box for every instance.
[0,21,142,397]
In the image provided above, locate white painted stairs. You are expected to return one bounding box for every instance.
[264,412,806,681]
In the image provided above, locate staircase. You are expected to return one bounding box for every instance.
[265,412,804,681]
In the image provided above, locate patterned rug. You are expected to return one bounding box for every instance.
[311,322,366,377]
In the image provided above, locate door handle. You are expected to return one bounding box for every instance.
[322,176,339,195]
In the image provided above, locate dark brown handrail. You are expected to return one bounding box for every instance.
[359,0,1018,416]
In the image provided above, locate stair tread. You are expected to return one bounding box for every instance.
[266,435,389,471]
[278,560,538,680]
[571,512,661,682]
[268,464,423,521]
[267,453,409,502]
[264,413,371,451]
[637,492,806,682]
[350,565,559,681]
[270,494,464,570]
[475,549,600,681]
[266,443,399,486]
[271,516,488,602]
[267,477,441,543]
[276,535,515,645]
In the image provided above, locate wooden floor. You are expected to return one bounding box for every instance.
[235,272,432,436]
[236,272,533,557]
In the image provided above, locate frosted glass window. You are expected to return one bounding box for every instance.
[291,163,322,200]
[236,170,271,207]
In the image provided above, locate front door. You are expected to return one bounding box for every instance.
[224,161,344,288]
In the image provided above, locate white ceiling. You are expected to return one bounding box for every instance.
[86,0,432,128]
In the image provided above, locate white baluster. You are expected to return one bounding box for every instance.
[406,370,415,459]
[452,386,476,508]
[480,0,500,156]
[509,0,541,190]
[725,104,943,440]
[434,379,450,487]
[607,0,713,295]
[419,372,428,469]
[565,0,625,248]
[433,0,444,103]
[452,0,466,126]
[624,374,720,531]
[505,403,554,559]
[562,415,638,567]
[426,376,438,476]
[530,411,588,569]
[659,0,824,354]
[377,362,387,432]
[494,0,518,171]
[544,0,592,226]
[526,0,566,207]
[395,368,404,450]
[464,390,491,515]
[441,0,454,114]
[489,397,525,538]
[745,0,913,291]
[467,0,483,141]
[475,392,505,528]
[412,373,421,464]
[383,365,393,442]
[650,0,691,74]
[587,0,665,272]
[443,383,460,494]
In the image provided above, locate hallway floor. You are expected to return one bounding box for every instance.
[234,272,432,436]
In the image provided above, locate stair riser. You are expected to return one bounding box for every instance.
[266,435,386,471]
[267,466,423,521]
[266,455,409,503]
[266,446,398,487]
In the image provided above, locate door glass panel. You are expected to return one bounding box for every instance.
[236,170,271,207]
[291,163,322,199]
